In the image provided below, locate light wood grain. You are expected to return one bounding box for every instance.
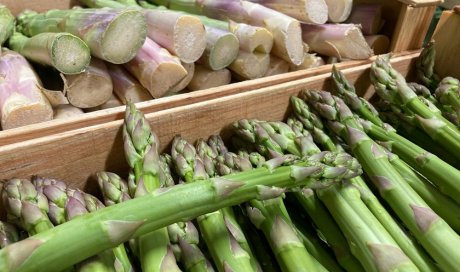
[432,10,460,80]
[0,53,419,194]
[390,5,436,52]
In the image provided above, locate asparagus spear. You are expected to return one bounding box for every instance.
[1,179,53,235]
[8,31,91,75]
[323,0,353,23]
[106,64,153,104]
[194,15,273,54]
[187,65,231,91]
[168,62,195,94]
[0,5,14,45]
[434,77,460,114]
[172,136,255,272]
[264,56,290,77]
[370,56,460,157]
[346,4,384,35]
[17,8,147,64]
[246,0,328,24]
[415,42,440,91]
[359,118,460,205]
[198,26,240,70]
[304,89,460,271]
[34,176,133,272]
[0,222,19,249]
[124,37,188,98]
[0,146,362,272]
[0,49,53,130]
[64,57,114,108]
[153,0,305,65]
[123,103,180,271]
[81,0,207,64]
[229,51,270,80]
[381,148,460,232]
[291,96,443,272]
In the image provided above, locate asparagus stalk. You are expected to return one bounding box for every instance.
[8,31,91,75]
[123,103,180,271]
[106,63,153,104]
[229,51,270,80]
[304,89,460,271]
[370,56,460,157]
[246,0,328,24]
[360,118,460,204]
[291,96,442,272]
[53,105,85,119]
[264,55,290,77]
[323,0,353,23]
[0,5,14,45]
[124,37,188,98]
[196,16,273,54]
[381,148,460,232]
[17,8,147,64]
[63,57,113,108]
[168,62,195,94]
[0,147,361,272]
[415,42,440,91]
[288,206,344,272]
[289,52,325,71]
[434,77,460,112]
[187,65,231,91]
[0,48,53,130]
[154,0,305,65]
[198,26,240,70]
[84,0,208,64]
[1,179,53,236]
[171,136,255,272]
[346,4,384,35]
[0,222,19,249]
[301,24,373,60]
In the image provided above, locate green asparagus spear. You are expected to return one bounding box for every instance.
[0,222,19,249]
[415,42,440,91]
[0,5,14,45]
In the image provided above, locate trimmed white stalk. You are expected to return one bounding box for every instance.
[17,8,148,64]
[347,4,384,35]
[248,0,328,24]
[264,55,289,76]
[365,35,390,55]
[301,23,373,60]
[197,26,240,70]
[53,104,85,119]
[8,32,91,75]
[187,65,231,91]
[63,58,113,108]
[289,53,325,71]
[168,62,195,93]
[106,63,152,104]
[0,49,53,130]
[124,38,187,98]
[324,0,353,23]
[144,9,207,63]
[229,51,270,80]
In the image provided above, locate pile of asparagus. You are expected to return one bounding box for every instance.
[1,44,460,271]
[0,0,384,130]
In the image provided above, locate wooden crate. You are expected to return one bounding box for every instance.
[0,52,419,196]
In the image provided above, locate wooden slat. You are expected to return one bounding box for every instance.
[432,10,460,80]
[0,53,419,192]
[390,5,437,52]
[397,0,442,7]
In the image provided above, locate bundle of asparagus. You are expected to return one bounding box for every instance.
[3,49,460,272]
